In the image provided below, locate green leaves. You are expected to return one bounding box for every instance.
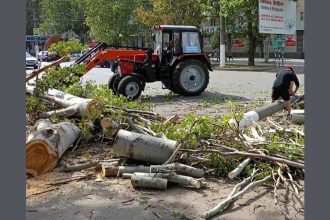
[49,39,86,57]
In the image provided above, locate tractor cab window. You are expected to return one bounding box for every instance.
[182,32,201,53]
[173,32,180,53]
[162,32,170,49]
[154,31,163,55]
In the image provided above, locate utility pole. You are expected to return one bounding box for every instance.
[219,13,226,67]
[32,0,39,68]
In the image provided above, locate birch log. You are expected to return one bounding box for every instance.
[228,158,252,179]
[112,130,179,164]
[26,119,80,176]
[118,165,151,176]
[26,85,102,118]
[132,172,205,188]
[150,163,204,178]
[131,174,167,190]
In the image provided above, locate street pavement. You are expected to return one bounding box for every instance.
[26,58,305,102]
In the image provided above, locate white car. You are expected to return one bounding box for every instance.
[26,52,39,69]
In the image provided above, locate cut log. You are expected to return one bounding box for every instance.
[26,119,80,176]
[112,130,179,164]
[26,85,102,118]
[118,165,150,176]
[150,163,204,178]
[100,118,119,137]
[102,163,119,177]
[228,158,252,179]
[229,95,303,129]
[132,172,205,189]
[131,174,167,190]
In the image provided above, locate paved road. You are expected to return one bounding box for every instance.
[26,59,304,116]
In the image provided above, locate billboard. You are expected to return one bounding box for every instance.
[259,0,296,34]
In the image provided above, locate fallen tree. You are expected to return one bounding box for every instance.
[26,119,80,176]
[26,85,102,118]
[229,95,304,129]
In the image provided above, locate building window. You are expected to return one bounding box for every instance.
[300,12,304,21]
[211,19,216,26]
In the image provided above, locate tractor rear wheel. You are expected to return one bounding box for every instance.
[117,75,143,100]
[171,59,209,96]
[108,74,121,95]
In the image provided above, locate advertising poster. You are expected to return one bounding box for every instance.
[259,0,296,34]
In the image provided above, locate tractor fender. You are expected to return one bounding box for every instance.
[130,73,146,90]
[175,54,213,72]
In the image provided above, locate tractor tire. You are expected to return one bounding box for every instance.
[108,74,121,95]
[171,59,209,96]
[117,75,143,100]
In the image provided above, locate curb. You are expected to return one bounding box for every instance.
[211,66,278,72]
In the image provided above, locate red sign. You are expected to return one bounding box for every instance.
[232,39,245,48]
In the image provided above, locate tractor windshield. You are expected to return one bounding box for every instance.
[182,32,201,53]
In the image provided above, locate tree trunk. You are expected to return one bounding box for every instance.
[131,174,167,190]
[229,95,303,129]
[111,130,179,164]
[26,85,102,118]
[247,11,256,66]
[26,119,80,176]
[219,14,226,67]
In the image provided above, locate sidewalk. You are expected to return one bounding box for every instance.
[210,57,305,73]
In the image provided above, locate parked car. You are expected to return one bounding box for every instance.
[26,52,39,69]
[38,50,61,62]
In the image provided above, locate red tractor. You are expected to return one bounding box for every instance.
[76,25,213,100]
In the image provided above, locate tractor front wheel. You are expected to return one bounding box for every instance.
[117,75,143,100]
[171,59,209,96]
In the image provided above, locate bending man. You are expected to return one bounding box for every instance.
[271,66,300,117]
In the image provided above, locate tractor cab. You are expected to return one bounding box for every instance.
[153,25,203,57]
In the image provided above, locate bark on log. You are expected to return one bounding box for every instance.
[118,165,151,175]
[25,56,69,82]
[102,163,119,177]
[26,119,80,176]
[26,85,102,118]
[229,95,303,129]
[228,158,252,179]
[132,172,205,189]
[112,130,179,164]
[131,174,167,190]
[150,163,204,178]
